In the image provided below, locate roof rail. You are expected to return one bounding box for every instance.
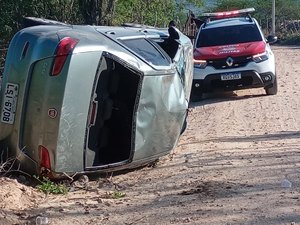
[201,8,255,27]
[121,23,155,29]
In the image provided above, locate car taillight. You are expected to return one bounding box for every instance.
[194,59,207,69]
[39,145,51,170]
[252,51,269,63]
[51,37,79,76]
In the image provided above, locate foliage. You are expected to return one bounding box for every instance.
[113,0,176,27]
[36,177,68,194]
[211,0,254,11]
[79,0,116,25]
[211,0,300,22]
[0,0,204,43]
[111,191,126,199]
[209,0,300,37]
[280,33,300,45]
[175,0,204,28]
[114,0,204,29]
[1,0,300,44]
[0,0,81,41]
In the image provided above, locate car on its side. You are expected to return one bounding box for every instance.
[0,18,193,178]
[192,8,278,101]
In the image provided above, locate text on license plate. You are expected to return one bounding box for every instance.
[221,72,241,81]
[1,83,19,124]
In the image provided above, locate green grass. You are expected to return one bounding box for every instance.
[112,191,126,199]
[36,177,68,194]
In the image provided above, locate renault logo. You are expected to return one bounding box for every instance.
[226,57,234,67]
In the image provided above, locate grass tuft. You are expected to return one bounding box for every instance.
[36,177,68,194]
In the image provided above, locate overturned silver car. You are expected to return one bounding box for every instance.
[0,19,193,178]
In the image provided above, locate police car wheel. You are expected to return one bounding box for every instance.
[265,77,278,95]
[190,89,203,102]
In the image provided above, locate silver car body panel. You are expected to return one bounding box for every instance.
[0,24,193,177]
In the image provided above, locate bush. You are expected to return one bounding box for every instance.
[279,33,300,45]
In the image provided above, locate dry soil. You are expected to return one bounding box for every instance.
[0,45,299,225]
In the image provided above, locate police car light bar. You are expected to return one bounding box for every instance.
[202,8,255,18]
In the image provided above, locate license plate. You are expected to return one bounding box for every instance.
[1,83,19,124]
[221,72,241,81]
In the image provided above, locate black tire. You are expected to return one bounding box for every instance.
[180,111,189,135]
[265,77,278,95]
[190,89,203,102]
[180,119,187,134]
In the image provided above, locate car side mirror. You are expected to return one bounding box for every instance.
[266,35,278,44]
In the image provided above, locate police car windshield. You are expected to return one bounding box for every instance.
[196,24,263,47]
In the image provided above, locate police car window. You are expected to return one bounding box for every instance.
[197,24,263,47]
[120,38,170,66]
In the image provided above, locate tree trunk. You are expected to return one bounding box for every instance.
[79,0,115,25]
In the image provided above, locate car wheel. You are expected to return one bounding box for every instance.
[190,87,203,102]
[265,77,278,95]
[190,91,202,102]
[180,119,187,134]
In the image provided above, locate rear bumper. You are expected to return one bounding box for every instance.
[192,70,275,93]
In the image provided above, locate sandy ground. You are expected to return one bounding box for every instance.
[0,45,300,225]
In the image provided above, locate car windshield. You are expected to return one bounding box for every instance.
[196,24,263,47]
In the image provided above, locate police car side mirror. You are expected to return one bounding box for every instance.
[267,35,278,44]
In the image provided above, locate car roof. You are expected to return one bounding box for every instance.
[202,17,256,29]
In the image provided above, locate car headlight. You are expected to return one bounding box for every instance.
[252,51,269,63]
[194,59,207,69]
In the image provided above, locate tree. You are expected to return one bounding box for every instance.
[113,0,176,27]
[212,0,255,11]
[211,0,300,35]
[0,0,205,43]
[0,0,81,41]
[212,0,300,21]
[113,0,204,28]
[79,0,116,25]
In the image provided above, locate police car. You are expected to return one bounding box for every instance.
[192,8,278,101]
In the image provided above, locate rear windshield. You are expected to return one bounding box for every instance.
[120,38,170,66]
[196,24,263,47]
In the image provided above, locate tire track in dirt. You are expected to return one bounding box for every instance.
[177,45,300,225]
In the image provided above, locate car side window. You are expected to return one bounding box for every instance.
[120,38,171,66]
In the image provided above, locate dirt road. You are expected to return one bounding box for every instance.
[1,46,300,225]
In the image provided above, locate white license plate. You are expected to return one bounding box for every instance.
[1,83,19,124]
[221,72,241,81]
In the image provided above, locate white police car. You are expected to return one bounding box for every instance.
[192,8,277,101]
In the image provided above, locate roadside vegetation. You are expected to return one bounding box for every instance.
[210,0,300,44]
[35,177,68,194]
[0,0,204,43]
[1,0,300,47]
[0,0,202,74]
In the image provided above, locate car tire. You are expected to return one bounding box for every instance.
[190,89,203,102]
[180,119,187,134]
[265,77,278,95]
